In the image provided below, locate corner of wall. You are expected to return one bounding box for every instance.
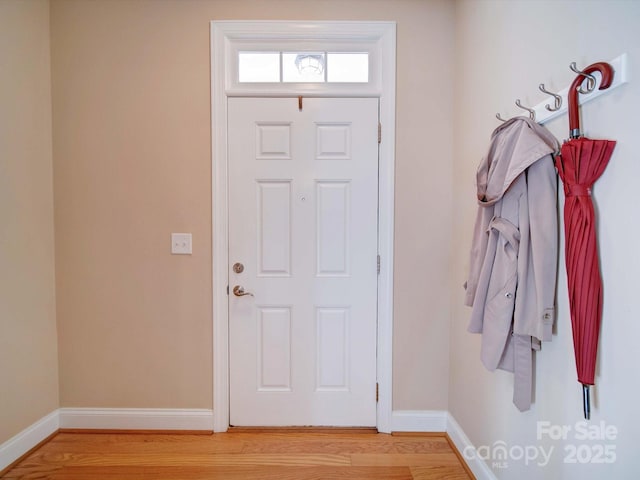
[0,0,60,445]
[0,411,59,473]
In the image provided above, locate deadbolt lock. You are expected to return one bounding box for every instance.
[233,262,244,274]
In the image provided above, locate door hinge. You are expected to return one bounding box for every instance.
[378,122,382,144]
[376,382,379,402]
[226,285,229,295]
[377,255,381,275]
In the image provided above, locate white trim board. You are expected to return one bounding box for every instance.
[0,410,59,472]
[210,20,396,433]
[391,410,448,432]
[58,408,214,431]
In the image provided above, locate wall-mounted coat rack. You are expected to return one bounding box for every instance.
[497,53,629,125]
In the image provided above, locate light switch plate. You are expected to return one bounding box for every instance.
[171,233,192,254]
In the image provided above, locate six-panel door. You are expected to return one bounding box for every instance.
[228,97,379,426]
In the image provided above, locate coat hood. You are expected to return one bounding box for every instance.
[477,117,559,206]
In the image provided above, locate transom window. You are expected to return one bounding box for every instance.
[218,22,389,95]
[238,51,369,83]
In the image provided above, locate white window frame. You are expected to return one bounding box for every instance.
[210,20,396,433]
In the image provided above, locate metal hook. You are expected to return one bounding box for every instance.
[569,62,597,94]
[496,113,508,122]
[539,84,562,111]
[515,99,536,121]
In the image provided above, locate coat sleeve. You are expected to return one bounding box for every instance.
[513,154,558,342]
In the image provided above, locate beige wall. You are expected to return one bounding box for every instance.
[0,0,59,443]
[451,1,640,477]
[51,0,454,410]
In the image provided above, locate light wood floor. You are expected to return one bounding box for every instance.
[1,430,473,479]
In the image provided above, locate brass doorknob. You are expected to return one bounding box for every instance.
[232,285,254,297]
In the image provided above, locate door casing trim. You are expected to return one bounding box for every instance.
[210,20,396,432]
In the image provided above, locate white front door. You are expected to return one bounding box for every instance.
[228,97,379,426]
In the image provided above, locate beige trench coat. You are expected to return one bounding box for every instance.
[464,117,559,411]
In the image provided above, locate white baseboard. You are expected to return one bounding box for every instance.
[0,410,59,472]
[391,409,448,432]
[58,408,214,431]
[446,413,497,480]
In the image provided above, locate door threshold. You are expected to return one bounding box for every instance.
[227,426,378,434]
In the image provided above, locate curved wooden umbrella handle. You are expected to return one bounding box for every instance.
[568,62,614,138]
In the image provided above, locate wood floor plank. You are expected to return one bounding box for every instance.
[40,433,244,454]
[411,465,472,480]
[240,437,450,454]
[42,466,415,480]
[351,452,462,467]
[25,452,351,467]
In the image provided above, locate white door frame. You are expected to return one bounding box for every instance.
[210,20,396,433]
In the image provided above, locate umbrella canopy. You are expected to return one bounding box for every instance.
[556,62,616,419]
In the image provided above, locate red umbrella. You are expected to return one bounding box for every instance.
[556,62,616,419]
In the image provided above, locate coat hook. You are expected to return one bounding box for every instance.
[496,113,508,122]
[515,99,536,121]
[539,84,562,112]
[569,62,597,94]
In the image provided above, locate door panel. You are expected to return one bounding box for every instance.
[228,97,378,426]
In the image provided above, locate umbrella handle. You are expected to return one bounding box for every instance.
[568,62,614,138]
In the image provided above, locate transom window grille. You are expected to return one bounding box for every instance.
[238,51,369,83]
